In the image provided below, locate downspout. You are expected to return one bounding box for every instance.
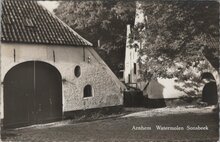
[83,47,85,62]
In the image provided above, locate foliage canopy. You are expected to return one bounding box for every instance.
[55,1,219,82]
[132,1,219,81]
[54,1,135,76]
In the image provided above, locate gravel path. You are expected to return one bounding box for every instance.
[122,105,216,118]
[1,106,219,142]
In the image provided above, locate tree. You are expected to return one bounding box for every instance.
[54,1,136,76]
[131,1,218,77]
[130,1,219,96]
[54,1,219,94]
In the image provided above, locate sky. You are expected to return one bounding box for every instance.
[38,1,60,13]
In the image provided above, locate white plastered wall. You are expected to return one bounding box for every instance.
[0,43,123,119]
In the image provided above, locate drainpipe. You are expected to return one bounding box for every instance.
[83,47,85,62]
[97,40,100,48]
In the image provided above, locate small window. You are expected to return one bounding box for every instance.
[83,85,92,98]
[74,65,81,77]
[128,74,131,83]
[134,63,136,74]
[133,43,139,52]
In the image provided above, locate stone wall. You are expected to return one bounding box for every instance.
[145,78,188,99]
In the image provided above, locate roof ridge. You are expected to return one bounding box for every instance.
[37,2,93,46]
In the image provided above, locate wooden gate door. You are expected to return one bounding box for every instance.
[35,62,62,123]
[4,61,62,128]
[4,62,35,128]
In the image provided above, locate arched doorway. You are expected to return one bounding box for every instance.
[201,72,218,105]
[4,61,62,128]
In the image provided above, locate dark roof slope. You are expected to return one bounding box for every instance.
[1,0,92,46]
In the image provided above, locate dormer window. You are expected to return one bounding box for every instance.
[24,18,34,27]
[3,16,11,24]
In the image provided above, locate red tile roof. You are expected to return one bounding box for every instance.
[1,0,93,46]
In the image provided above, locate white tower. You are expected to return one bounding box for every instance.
[124,1,146,89]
